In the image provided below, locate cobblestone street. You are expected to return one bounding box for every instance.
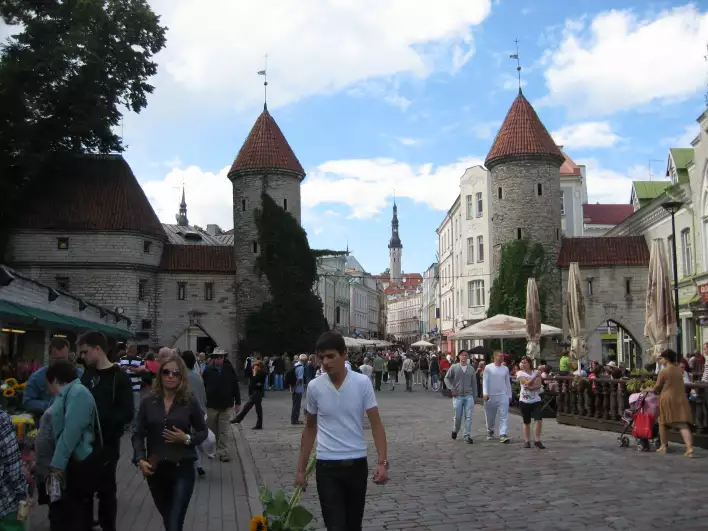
[239,385,708,531]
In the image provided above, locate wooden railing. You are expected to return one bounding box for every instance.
[551,375,708,447]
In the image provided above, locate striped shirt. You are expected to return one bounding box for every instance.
[0,409,26,518]
[119,355,144,391]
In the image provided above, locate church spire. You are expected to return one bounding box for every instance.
[388,200,402,249]
[176,186,189,226]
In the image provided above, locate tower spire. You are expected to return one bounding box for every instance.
[257,53,269,110]
[176,185,189,226]
[388,200,402,282]
[510,39,522,93]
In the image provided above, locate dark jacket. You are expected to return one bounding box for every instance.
[272,356,285,375]
[202,361,242,410]
[132,393,207,465]
[248,371,266,396]
[81,364,133,448]
[430,359,440,374]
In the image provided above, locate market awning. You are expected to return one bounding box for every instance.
[0,300,132,340]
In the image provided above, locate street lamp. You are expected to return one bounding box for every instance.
[662,200,683,359]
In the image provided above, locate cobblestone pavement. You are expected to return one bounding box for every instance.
[238,385,708,531]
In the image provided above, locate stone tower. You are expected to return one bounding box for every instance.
[388,201,402,283]
[175,186,188,226]
[486,89,564,325]
[228,103,306,352]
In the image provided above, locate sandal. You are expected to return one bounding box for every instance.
[684,448,694,458]
[656,446,668,454]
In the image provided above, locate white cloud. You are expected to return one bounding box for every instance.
[540,5,708,115]
[396,137,421,146]
[302,156,483,218]
[662,124,700,147]
[552,121,622,149]
[471,120,502,140]
[149,0,492,111]
[579,158,659,204]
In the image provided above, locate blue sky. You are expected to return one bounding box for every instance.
[115,0,707,276]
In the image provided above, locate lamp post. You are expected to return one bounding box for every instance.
[662,200,683,359]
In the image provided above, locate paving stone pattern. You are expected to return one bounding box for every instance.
[240,386,708,531]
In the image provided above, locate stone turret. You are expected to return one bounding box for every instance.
[388,201,402,283]
[228,104,306,352]
[486,89,564,325]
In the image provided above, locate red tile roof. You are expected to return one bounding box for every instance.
[558,237,649,267]
[229,106,305,177]
[15,154,165,239]
[485,91,564,169]
[560,150,581,177]
[583,204,635,226]
[160,245,236,273]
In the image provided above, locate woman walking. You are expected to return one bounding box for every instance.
[132,354,207,531]
[653,349,694,457]
[232,360,266,429]
[516,357,545,449]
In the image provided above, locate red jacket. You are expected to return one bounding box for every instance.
[440,358,451,373]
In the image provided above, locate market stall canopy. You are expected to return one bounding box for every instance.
[449,314,562,340]
[411,340,434,347]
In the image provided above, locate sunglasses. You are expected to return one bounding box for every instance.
[161,369,182,377]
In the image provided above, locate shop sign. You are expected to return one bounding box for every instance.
[699,283,708,303]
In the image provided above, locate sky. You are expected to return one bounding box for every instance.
[7,0,708,276]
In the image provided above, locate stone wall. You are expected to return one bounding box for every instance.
[157,273,238,355]
[560,264,650,363]
[490,159,562,325]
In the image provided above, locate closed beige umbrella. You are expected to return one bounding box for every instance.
[525,278,541,359]
[645,240,676,365]
[567,262,587,363]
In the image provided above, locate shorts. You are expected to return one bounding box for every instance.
[520,401,542,424]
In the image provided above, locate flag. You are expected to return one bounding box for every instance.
[510,54,518,59]
[257,70,266,76]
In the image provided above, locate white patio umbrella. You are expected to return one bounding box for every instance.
[567,262,587,364]
[411,340,434,348]
[525,278,541,359]
[449,314,562,351]
[343,336,363,348]
[644,239,676,369]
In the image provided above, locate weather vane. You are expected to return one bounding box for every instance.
[510,39,522,92]
[257,53,268,109]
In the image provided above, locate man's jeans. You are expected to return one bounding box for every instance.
[146,461,196,531]
[274,374,284,390]
[131,391,141,429]
[388,371,397,390]
[404,371,413,391]
[484,395,510,436]
[291,391,303,424]
[374,371,382,391]
[452,395,475,439]
[431,373,439,391]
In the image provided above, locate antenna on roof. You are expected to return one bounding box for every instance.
[510,39,522,93]
[257,53,268,110]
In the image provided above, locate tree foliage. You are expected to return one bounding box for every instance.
[486,239,552,356]
[0,0,167,249]
[245,193,328,355]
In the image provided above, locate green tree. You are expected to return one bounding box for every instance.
[486,239,551,357]
[245,193,328,355]
[0,0,167,248]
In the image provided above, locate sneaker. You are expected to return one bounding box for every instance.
[197,467,206,478]
[451,431,457,440]
[253,425,263,430]
[219,456,231,463]
[534,441,546,450]
[524,441,531,449]
[464,436,474,444]
[230,417,241,425]
[486,431,495,441]
[499,435,510,444]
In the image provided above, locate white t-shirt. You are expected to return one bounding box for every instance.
[360,364,373,378]
[517,370,542,403]
[305,369,377,460]
[483,363,512,397]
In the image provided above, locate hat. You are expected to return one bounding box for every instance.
[211,347,227,357]
[607,361,617,367]
[299,354,308,362]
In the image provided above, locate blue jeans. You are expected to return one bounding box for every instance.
[146,461,196,531]
[275,374,284,390]
[452,395,474,439]
[265,374,270,389]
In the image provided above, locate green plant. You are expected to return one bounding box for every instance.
[630,369,651,376]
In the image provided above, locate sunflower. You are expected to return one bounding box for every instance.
[4,378,18,388]
[3,388,16,398]
[249,515,268,531]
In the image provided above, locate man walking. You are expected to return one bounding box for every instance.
[23,337,77,416]
[182,350,208,477]
[372,354,385,391]
[419,354,430,390]
[118,343,145,430]
[483,350,513,443]
[202,347,241,462]
[402,356,415,392]
[444,350,477,444]
[387,355,398,391]
[295,331,388,530]
[290,354,307,425]
[79,331,134,531]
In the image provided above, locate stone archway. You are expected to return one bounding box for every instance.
[585,311,648,369]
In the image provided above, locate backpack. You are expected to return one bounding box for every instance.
[284,366,297,388]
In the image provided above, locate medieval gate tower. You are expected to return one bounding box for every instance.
[486,90,564,326]
[228,103,306,354]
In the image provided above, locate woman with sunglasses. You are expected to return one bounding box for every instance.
[132,354,207,531]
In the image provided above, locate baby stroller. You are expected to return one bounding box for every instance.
[617,391,660,452]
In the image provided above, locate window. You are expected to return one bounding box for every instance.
[57,237,69,250]
[141,319,152,330]
[466,195,474,218]
[468,280,485,307]
[498,187,503,200]
[517,228,522,240]
[335,306,341,324]
[283,198,288,211]
[477,236,484,262]
[138,279,147,301]
[143,240,152,253]
[252,240,259,254]
[537,183,543,196]
[56,276,70,292]
[587,278,594,296]
[556,228,560,240]
[476,192,483,217]
[681,228,692,276]
[560,191,565,215]
[242,199,247,211]
[205,282,214,301]
[625,278,632,296]
[467,237,474,264]
[177,282,186,301]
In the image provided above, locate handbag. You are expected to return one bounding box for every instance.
[632,396,655,439]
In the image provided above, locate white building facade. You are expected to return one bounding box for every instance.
[386,290,422,345]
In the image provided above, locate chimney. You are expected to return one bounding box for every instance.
[206,224,221,236]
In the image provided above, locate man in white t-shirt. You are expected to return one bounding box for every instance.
[295,331,389,530]
[483,350,513,443]
[359,358,374,384]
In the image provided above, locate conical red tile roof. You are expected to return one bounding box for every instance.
[229,105,305,178]
[485,91,564,169]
